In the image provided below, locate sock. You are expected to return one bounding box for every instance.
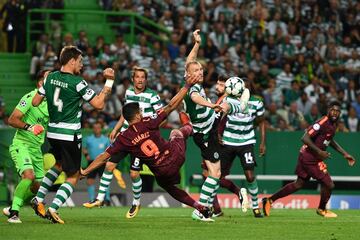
[208,182,219,207]
[220,178,240,196]
[247,180,259,209]
[270,182,301,202]
[159,183,197,208]
[87,185,95,201]
[132,177,142,206]
[11,179,32,212]
[199,176,219,207]
[213,195,221,213]
[97,170,113,202]
[318,185,332,210]
[105,186,111,201]
[36,167,61,203]
[49,182,74,211]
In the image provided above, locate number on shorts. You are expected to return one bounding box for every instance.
[133,158,140,166]
[53,87,63,112]
[140,139,160,159]
[244,152,254,164]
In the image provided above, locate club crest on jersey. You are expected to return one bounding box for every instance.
[214,152,219,159]
[20,100,26,107]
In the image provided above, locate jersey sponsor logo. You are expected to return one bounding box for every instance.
[20,100,26,107]
[313,123,320,131]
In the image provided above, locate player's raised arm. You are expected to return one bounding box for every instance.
[330,140,356,166]
[186,29,201,65]
[81,151,111,176]
[109,115,125,142]
[163,74,200,115]
[89,68,115,110]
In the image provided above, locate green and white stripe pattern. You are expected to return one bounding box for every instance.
[121,87,163,131]
[49,182,74,211]
[184,84,215,134]
[132,177,142,206]
[36,167,61,203]
[199,176,219,207]
[223,95,264,146]
[40,71,96,141]
[96,170,113,202]
[247,180,259,209]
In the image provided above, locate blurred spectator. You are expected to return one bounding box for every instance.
[345,106,360,132]
[296,91,312,116]
[0,97,8,127]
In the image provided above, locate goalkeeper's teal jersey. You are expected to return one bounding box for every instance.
[38,71,96,141]
[184,83,215,134]
[12,89,48,147]
[223,95,264,146]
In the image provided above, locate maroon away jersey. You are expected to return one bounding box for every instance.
[299,116,337,163]
[106,110,171,170]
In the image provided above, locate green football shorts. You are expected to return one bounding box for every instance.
[9,142,44,181]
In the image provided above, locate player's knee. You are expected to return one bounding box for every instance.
[130,171,140,180]
[22,170,35,181]
[327,181,335,190]
[106,162,116,171]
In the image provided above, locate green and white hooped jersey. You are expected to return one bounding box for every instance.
[223,95,264,146]
[184,84,216,134]
[121,87,163,131]
[39,71,96,141]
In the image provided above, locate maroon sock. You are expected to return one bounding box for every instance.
[220,178,240,196]
[213,195,221,213]
[161,184,197,208]
[270,182,300,202]
[318,186,331,210]
[179,124,193,139]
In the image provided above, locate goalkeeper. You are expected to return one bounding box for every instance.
[2,71,49,223]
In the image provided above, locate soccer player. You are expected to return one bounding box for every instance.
[183,29,223,220]
[83,122,111,204]
[31,46,115,224]
[81,74,214,221]
[83,67,163,219]
[218,78,266,218]
[262,101,356,218]
[2,71,49,223]
[200,76,250,217]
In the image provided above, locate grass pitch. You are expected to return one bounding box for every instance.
[0,207,359,240]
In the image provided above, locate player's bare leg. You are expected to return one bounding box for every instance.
[317,176,337,218]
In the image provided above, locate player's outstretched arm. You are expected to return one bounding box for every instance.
[81,151,111,176]
[330,140,356,166]
[32,92,44,107]
[89,68,115,110]
[186,29,201,65]
[109,115,125,142]
[9,108,44,136]
[302,132,330,160]
[163,74,200,115]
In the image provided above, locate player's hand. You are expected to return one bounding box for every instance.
[317,150,330,160]
[80,168,87,178]
[103,68,115,80]
[344,153,356,166]
[109,130,119,142]
[212,104,222,112]
[28,124,44,136]
[193,29,201,44]
[259,143,266,157]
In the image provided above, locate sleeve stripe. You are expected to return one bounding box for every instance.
[38,87,46,96]
[76,80,88,92]
[308,116,328,135]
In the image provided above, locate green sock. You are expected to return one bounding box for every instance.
[247,180,259,209]
[132,177,142,206]
[199,176,219,207]
[11,179,32,212]
[49,182,74,211]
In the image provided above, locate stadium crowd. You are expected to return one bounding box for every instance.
[2,0,360,132]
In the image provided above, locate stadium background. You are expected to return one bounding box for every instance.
[0,0,359,210]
